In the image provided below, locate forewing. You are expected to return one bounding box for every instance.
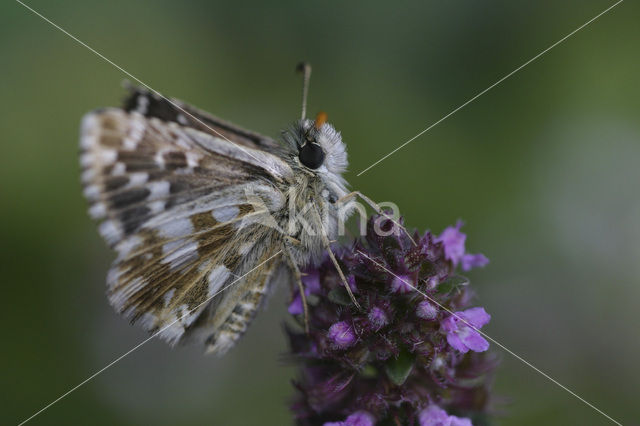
[123,85,282,152]
[80,108,290,351]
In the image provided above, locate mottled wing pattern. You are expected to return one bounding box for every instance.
[123,85,282,152]
[80,108,291,354]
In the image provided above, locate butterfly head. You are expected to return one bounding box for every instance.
[284,111,348,177]
[298,111,328,169]
[286,63,348,180]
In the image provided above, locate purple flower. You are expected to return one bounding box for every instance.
[391,274,414,293]
[368,306,389,330]
[347,274,358,293]
[416,300,438,320]
[328,321,356,348]
[288,293,306,315]
[436,222,489,271]
[425,276,439,290]
[419,405,472,426]
[436,221,467,266]
[441,307,491,353]
[461,254,489,271]
[324,411,375,426]
[287,215,496,425]
[288,270,322,314]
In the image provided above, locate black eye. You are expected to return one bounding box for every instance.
[298,143,325,169]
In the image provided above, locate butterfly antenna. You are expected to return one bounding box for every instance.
[296,62,312,120]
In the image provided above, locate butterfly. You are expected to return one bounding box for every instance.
[80,64,406,355]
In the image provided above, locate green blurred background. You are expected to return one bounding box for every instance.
[2,1,638,425]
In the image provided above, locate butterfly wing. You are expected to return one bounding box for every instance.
[122,84,282,152]
[80,107,291,354]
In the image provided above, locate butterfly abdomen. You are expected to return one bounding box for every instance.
[204,279,269,354]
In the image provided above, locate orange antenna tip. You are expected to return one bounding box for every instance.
[314,111,328,129]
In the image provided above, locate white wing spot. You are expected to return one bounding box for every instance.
[122,137,136,150]
[162,240,198,270]
[123,119,146,149]
[177,114,188,125]
[98,220,123,245]
[80,114,99,149]
[79,153,92,168]
[240,301,256,312]
[206,331,235,354]
[99,149,117,163]
[213,206,239,222]
[89,202,107,219]
[83,185,100,201]
[135,95,149,114]
[128,172,148,187]
[186,151,201,168]
[157,217,194,239]
[163,288,176,307]
[156,320,184,345]
[148,181,170,197]
[154,150,166,167]
[148,200,165,214]
[178,304,200,327]
[115,235,142,259]
[112,162,126,175]
[207,265,231,298]
[81,168,96,183]
[80,149,117,167]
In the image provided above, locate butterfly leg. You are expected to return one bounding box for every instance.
[325,242,361,311]
[284,235,301,246]
[284,242,310,334]
[335,191,417,246]
[310,206,362,311]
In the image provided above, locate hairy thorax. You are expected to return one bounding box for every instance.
[278,174,352,267]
